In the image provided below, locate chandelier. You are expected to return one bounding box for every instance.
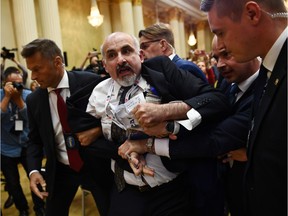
[187,32,197,46]
[87,0,104,28]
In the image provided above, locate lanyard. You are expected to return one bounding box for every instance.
[105,80,140,117]
[9,102,19,121]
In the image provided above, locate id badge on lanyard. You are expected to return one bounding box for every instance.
[10,103,23,131]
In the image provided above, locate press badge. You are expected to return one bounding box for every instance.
[15,120,23,131]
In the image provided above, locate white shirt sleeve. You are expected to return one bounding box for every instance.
[154,138,170,157]
[177,108,202,130]
[153,108,202,158]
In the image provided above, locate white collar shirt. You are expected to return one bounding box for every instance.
[48,71,70,165]
[235,70,259,102]
[87,76,178,188]
[263,26,288,72]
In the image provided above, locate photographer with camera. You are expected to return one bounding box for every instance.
[0,67,45,216]
[1,47,28,87]
[79,50,108,77]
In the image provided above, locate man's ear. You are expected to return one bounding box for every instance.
[160,39,168,50]
[102,59,106,68]
[54,56,63,68]
[245,1,261,24]
[139,50,145,63]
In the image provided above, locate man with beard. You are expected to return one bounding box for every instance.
[85,32,230,216]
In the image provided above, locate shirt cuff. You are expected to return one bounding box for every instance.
[177,108,202,131]
[154,138,170,158]
[29,170,40,177]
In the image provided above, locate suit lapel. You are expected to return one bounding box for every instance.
[67,72,78,95]
[171,55,180,64]
[235,79,256,105]
[36,89,55,147]
[141,64,176,102]
[249,40,287,150]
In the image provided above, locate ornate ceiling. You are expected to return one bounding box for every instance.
[142,0,208,25]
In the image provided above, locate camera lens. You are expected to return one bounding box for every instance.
[12,82,24,90]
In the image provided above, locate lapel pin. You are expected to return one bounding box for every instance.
[274,78,279,86]
[267,71,272,79]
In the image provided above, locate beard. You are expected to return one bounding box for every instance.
[116,73,138,87]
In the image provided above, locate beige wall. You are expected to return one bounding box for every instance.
[58,0,104,69]
[1,0,213,69]
[1,0,18,67]
[1,0,105,70]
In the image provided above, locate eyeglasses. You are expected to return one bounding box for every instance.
[140,39,161,50]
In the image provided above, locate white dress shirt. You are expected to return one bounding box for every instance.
[87,76,178,187]
[263,26,288,72]
[47,71,70,165]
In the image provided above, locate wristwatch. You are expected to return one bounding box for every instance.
[166,121,175,133]
[146,138,154,153]
[165,121,180,134]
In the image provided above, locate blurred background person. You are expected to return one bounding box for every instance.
[196,59,216,86]
[30,80,40,92]
[1,47,28,87]
[78,50,108,77]
[0,67,45,216]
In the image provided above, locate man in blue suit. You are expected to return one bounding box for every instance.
[138,23,207,83]
[137,23,223,216]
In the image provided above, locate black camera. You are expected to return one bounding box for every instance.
[1,47,18,59]
[12,82,24,90]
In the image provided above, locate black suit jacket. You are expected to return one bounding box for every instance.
[142,56,230,123]
[168,78,257,159]
[244,40,287,216]
[25,71,104,198]
[160,75,257,215]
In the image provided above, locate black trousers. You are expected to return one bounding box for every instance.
[1,153,45,212]
[46,160,112,216]
[45,162,80,216]
[108,173,191,216]
[225,161,246,216]
[81,155,113,216]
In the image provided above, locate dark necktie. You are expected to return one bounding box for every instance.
[253,64,269,116]
[111,86,130,192]
[54,88,84,172]
[247,65,269,147]
[229,84,241,104]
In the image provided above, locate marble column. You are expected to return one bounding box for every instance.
[178,12,186,58]
[98,0,112,39]
[169,8,181,57]
[119,0,134,35]
[132,0,144,36]
[110,0,122,32]
[12,0,38,64]
[196,21,206,50]
[38,0,63,50]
